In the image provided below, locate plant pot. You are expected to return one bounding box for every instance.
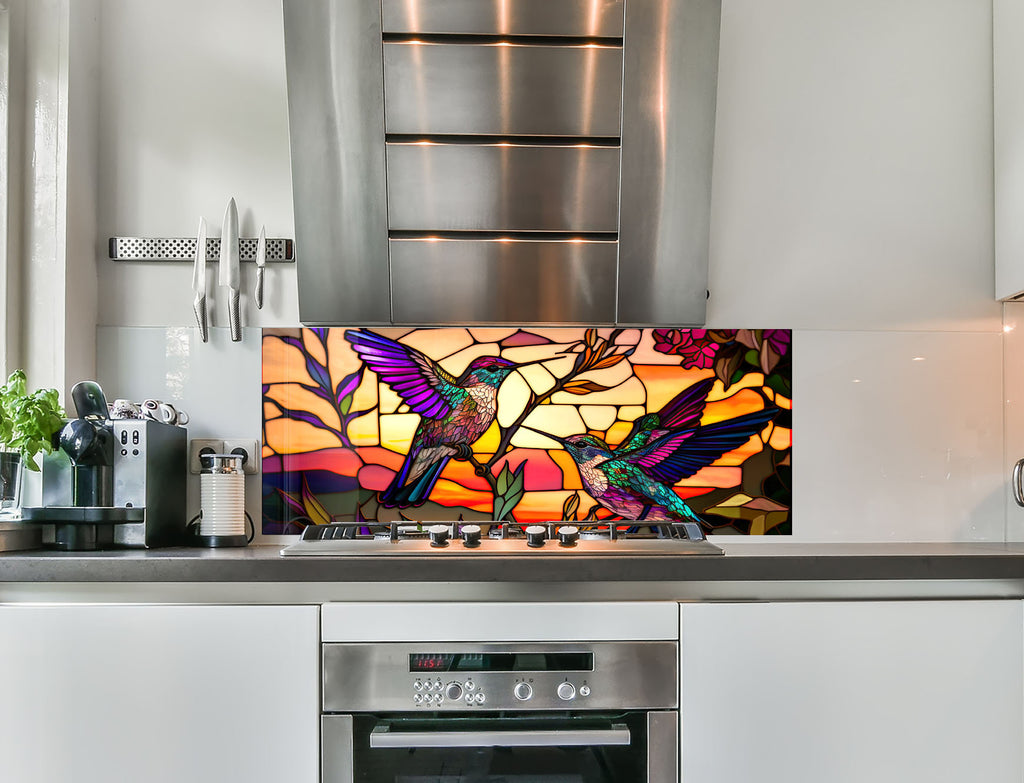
[0,451,23,517]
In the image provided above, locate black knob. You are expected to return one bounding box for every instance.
[428,524,450,548]
[557,525,580,547]
[461,524,482,548]
[525,525,546,548]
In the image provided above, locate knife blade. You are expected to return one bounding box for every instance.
[219,197,241,342]
[254,224,266,310]
[192,216,209,342]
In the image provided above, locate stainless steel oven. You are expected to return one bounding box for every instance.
[321,641,678,783]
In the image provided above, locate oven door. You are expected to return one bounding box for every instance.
[323,711,677,783]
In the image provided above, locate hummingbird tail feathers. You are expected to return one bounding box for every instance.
[378,455,452,508]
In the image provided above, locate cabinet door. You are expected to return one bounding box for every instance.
[680,601,1023,783]
[0,605,319,783]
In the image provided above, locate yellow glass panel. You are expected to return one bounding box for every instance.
[378,413,420,454]
[769,426,792,451]
[474,421,502,453]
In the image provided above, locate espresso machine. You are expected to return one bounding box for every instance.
[22,381,187,550]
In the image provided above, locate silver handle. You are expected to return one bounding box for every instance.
[369,723,631,749]
[1014,459,1024,507]
[254,266,265,310]
[228,289,241,342]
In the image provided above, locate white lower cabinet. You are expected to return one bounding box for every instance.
[0,604,319,783]
[679,600,1023,783]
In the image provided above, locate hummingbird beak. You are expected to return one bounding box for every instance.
[521,425,568,447]
[511,356,550,371]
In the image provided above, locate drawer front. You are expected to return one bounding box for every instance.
[381,0,625,37]
[384,42,623,137]
[390,239,617,323]
[386,143,621,232]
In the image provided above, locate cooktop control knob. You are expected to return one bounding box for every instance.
[461,524,482,548]
[525,525,547,548]
[428,524,450,547]
[445,682,463,701]
[514,682,533,701]
[557,525,579,547]
[557,682,576,701]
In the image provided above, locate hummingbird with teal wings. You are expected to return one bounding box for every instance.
[345,329,546,509]
[526,379,778,525]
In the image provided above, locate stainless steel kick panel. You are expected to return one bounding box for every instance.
[617,0,721,325]
[381,0,625,37]
[283,0,391,325]
[384,42,623,137]
[322,641,678,712]
[390,239,617,323]
[386,143,621,232]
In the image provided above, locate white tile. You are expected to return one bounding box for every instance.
[786,330,1004,541]
[707,0,999,332]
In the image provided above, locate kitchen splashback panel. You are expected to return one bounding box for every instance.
[262,328,791,534]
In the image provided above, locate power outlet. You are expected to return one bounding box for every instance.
[223,438,261,475]
[189,439,224,474]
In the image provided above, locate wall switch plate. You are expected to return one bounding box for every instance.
[189,439,224,474]
[223,438,261,475]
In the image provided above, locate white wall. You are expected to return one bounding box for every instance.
[91,0,1005,542]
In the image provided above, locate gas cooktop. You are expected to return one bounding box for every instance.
[279,521,723,557]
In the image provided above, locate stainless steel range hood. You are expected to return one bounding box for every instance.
[283,0,721,326]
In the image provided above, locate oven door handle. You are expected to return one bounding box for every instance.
[369,723,631,748]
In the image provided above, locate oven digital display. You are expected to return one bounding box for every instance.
[409,652,594,673]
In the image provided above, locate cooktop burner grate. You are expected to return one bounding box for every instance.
[280,520,723,557]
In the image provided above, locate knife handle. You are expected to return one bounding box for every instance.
[193,295,209,343]
[229,289,241,342]
[255,267,265,310]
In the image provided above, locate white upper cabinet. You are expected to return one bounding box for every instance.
[996,0,1024,299]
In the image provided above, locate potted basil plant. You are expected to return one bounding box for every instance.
[0,370,65,515]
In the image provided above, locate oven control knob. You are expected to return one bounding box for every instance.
[428,524,450,547]
[557,525,579,547]
[525,525,547,548]
[514,682,533,701]
[445,682,463,701]
[461,524,482,548]
[579,685,591,697]
[557,682,576,701]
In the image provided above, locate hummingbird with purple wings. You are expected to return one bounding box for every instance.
[526,380,777,524]
[346,329,547,509]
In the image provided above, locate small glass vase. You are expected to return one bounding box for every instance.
[0,451,23,518]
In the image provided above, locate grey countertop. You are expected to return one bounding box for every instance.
[2,542,1024,602]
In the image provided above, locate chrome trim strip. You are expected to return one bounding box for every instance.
[617,0,721,325]
[283,0,392,324]
[647,711,679,783]
[321,714,353,783]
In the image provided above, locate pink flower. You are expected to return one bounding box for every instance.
[764,329,791,356]
[652,329,720,369]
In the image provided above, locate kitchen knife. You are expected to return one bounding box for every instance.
[192,216,209,342]
[254,224,266,310]
[219,197,241,342]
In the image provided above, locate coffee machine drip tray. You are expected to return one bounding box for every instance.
[21,506,146,551]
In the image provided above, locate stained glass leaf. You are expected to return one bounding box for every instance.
[300,475,332,526]
[562,492,580,521]
[562,380,613,395]
[759,341,781,375]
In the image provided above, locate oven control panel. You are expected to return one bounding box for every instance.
[409,674,590,708]
[323,641,677,712]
